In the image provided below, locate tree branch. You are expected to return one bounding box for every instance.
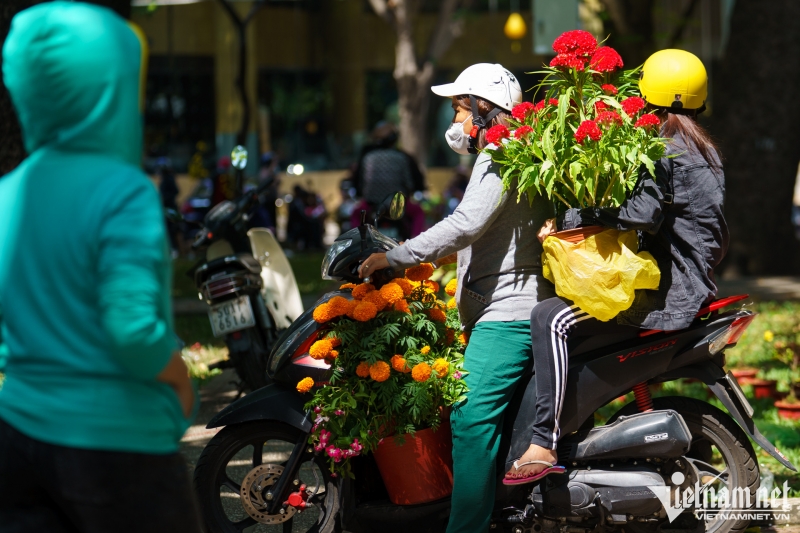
[368,0,396,28]
[425,0,465,63]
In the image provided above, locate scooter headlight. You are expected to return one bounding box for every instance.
[321,239,352,280]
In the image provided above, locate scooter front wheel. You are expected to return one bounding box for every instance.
[193,421,340,533]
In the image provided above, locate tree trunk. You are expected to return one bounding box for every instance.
[709,0,800,275]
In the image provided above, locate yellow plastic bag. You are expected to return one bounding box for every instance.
[542,229,660,321]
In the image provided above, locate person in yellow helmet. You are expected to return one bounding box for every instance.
[506,49,730,484]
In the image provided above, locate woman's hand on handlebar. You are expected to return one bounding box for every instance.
[537,218,557,243]
[359,253,389,279]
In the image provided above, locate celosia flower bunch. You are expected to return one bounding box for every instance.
[486,29,668,209]
[302,266,469,477]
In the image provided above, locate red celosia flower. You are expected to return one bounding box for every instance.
[550,53,586,70]
[485,124,510,145]
[594,101,608,112]
[601,84,618,95]
[590,46,623,73]
[550,98,559,106]
[596,110,623,127]
[634,113,660,128]
[552,30,597,57]
[514,125,534,139]
[621,96,646,116]
[574,120,603,144]
[511,102,536,121]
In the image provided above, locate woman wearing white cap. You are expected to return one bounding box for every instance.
[359,63,556,533]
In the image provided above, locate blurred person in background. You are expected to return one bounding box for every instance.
[443,165,471,217]
[352,121,426,238]
[156,156,183,257]
[0,3,200,531]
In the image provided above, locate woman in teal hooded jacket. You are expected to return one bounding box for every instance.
[0,3,200,531]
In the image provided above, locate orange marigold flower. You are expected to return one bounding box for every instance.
[447,298,457,309]
[445,278,458,296]
[422,280,440,294]
[328,349,339,360]
[458,332,469,345]
[309,339,333,360]
[356,361,370,378]
[432,358,450,378]
[445,328,455,345]
[340,283,356,290]
[391,355,411,373]
[312,303,335,323]
[362,290,389,311]
[420,345,431,355]
[352,301,378,322]
[405,263,434,282]
[369,361,391,382]
[428,308,447,323]
[393,278,415,296]
[327,296,352,317]
[412,362,432,382]
[379,283,404,305]
[329,336,342,347]
[351,283,375,300]
[393,298,411,314]
[344,299,360,317]
[296,377,314,393]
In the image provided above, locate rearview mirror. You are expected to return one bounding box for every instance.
[376,191,406,221]
[231,145,248,170]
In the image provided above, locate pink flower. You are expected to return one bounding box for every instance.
[590,46,624,72]
[454,371,463,380]
[319,429,331,443]
[601,84,618,95]
[514,126,534,139]
[313,406,322,414]
[574,120,603,145]
[552,30,597,57]
[334,409,344,416]
[511,102,536,121]
[634,113,660,128]
[485,124,510,145]
[621,96,646,116]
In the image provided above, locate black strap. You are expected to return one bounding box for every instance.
[467,95,503,154]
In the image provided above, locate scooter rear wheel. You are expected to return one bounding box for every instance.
[194,421,340,533]
[610,396,759,533]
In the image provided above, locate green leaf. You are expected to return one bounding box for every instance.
[638,153,656,178]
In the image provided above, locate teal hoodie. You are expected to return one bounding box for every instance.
[0,2,191,453]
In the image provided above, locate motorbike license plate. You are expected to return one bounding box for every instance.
[208,296,256,337]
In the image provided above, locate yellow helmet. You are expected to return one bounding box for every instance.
[639,49,707,110]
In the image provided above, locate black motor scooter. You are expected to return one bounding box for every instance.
[170,146,304,391]
[193,193,795,533]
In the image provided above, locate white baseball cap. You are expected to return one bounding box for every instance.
[431,63,522,111]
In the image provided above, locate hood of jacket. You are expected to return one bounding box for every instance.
[2,2,144,166]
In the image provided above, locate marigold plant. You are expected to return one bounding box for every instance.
[304,273,469,477]
[487,29,667,210]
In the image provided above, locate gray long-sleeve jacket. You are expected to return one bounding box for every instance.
[386,151,556,328]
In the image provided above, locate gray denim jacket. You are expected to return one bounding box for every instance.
[557,132,729,330]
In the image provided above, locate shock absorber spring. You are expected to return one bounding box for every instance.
[633,382,653,412]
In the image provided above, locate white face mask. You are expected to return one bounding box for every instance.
[445,114,472,155]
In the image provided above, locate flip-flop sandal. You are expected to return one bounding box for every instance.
[502,460,566,486]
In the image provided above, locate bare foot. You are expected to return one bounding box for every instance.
[505,444,558,479]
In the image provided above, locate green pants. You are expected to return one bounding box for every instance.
[447,321,532,533]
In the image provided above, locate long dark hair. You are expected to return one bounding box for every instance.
[652,108,721,167]
[454,95,510,150]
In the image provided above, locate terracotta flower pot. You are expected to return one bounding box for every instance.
[774,400,800,420]
[373,425,454,505]
[551,225,605,244]
[748,379,778,400]
[730,368,759,385]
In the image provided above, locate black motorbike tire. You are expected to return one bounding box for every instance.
[194,421,340,533]
[610,396,759,533]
